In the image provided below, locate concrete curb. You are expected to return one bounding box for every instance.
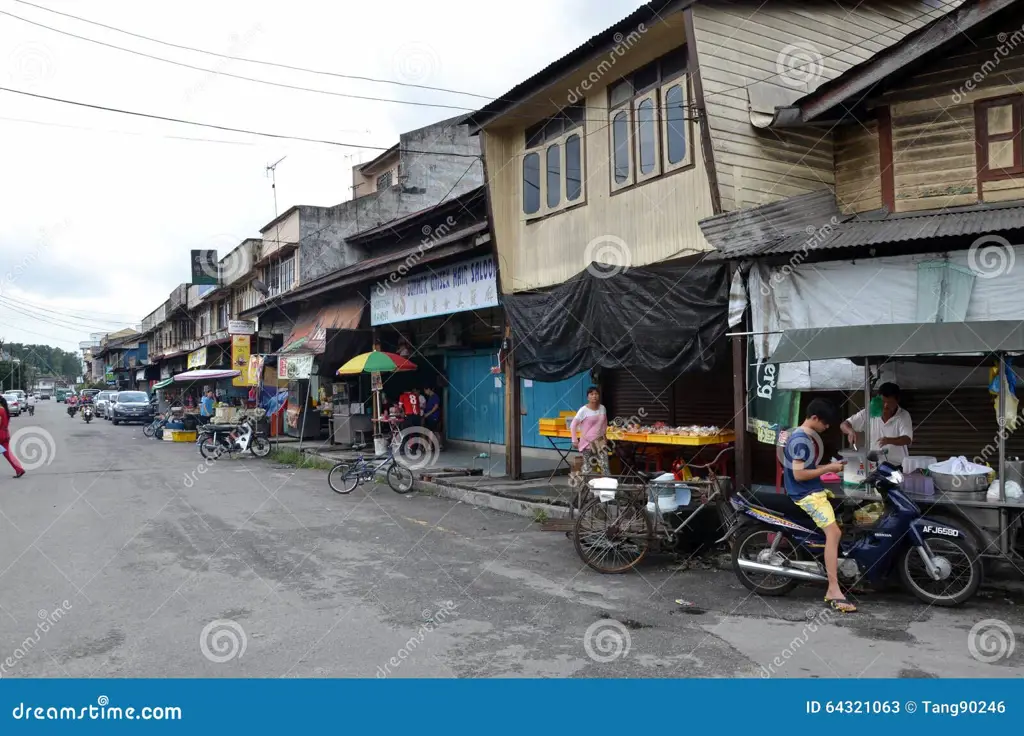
[413,477,570,521]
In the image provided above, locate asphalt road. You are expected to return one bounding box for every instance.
[0,399,1021,678]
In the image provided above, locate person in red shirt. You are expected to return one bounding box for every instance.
[398,390,421,429]
[0,396,25,478]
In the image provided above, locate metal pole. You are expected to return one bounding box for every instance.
[298,378,310,454]
[998,353,1007,503]
[863,361,871,459]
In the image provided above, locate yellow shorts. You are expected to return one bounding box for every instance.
[795,491,836,529]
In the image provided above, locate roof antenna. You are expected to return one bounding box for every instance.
[266,156,287,220]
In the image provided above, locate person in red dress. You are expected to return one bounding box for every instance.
[0,396,25,478]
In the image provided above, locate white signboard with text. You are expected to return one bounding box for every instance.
[371,255,498,326]
[229,320,256,335]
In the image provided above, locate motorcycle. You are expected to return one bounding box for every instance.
[82,405,93,423]
[26,403,34,416]
[197,415,271,460]
[67,404,77,418]
[727,451,982,606]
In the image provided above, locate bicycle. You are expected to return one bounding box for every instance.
[327,441,415,495]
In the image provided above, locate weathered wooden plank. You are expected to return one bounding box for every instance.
[896,193,978,212]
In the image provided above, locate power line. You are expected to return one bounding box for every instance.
[0,10,477,113]
[6,293,142,320]
[0,85,482,157]
[0,297,134,332]
[0,115,256,145]
[11,0,500,102]
[0,295,137,327]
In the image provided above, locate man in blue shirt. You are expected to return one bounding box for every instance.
[200,390,216,421]
[783,398,854,613]
[422,387,442,448]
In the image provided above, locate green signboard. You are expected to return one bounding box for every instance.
[747,336,798,445]
[191,249,218,286]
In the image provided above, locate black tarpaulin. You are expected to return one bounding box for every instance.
[504,258,730,381]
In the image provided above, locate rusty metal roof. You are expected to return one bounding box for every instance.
[698,190,842,256]
[713,199,1024,259]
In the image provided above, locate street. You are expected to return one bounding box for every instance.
[0,399,1018,679]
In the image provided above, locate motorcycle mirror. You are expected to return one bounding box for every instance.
[866,451,880,462]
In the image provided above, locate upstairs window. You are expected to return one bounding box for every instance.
[376,170,394,190]
[608,46,693,193]
[522,104,586,219]
[976,95,1024,182]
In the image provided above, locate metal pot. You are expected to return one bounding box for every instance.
[1005,460,1024,489]
[931,470,989,494]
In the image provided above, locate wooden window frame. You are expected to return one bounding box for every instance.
[523,115,587,222]
[606,47,693,195]
[975,94,1024,187]
[609,106,635,192]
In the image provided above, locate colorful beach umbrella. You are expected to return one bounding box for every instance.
[337,351,416,375]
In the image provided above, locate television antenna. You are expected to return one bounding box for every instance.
[266,156,287,219]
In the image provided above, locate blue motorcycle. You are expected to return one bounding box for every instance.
[727,452,982,606]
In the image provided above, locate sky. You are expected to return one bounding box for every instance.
[0,0,644,354]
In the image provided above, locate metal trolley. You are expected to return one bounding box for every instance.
[571,447,734,574]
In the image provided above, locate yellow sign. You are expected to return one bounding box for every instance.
[187,347,207,369]
[232,335,251,387]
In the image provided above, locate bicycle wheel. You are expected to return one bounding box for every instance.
[328,463,359,495]
[199,438,223,460]
[387,462,415,494]
[250,436,271,458]
[573,495,653,574]
[143,421,155,438]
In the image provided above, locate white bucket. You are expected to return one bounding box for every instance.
[373,436,390,456]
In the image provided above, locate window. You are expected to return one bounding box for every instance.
[976,95,1024,181]
[217,301,228,330]
[522,104,586,218]
[376,170,393,190]
[265,254,296,297]
[608,46,693,192]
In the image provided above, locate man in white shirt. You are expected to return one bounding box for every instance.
[841,382,913,465]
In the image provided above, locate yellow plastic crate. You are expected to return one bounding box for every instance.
[164,430,197,443]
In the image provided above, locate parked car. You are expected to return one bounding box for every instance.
[105,392,119,420]
[110,391,154,425]
[2,391,22,416]
[94,390,114,417]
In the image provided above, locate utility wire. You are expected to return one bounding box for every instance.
[0,115,256,145]
[11,0,499,102]
[0,297,136,332]
[0,295,137,327]
[0,85,482,157]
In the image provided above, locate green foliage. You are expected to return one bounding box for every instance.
[0,342,81,383]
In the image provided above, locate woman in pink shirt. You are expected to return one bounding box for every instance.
[571,386,609,476]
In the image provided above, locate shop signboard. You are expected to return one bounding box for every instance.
[231,336,252,387]
[190,250,218,286]
[370,254,499,326]
[160,364,172,380]
[105,367,115,385]
[746,335,797,444]
[228,320,255,336]
[135,369,146,382]
[278,356,289,381]
[289,354,314,380]
[187,347,207,369]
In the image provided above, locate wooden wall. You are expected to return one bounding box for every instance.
[835,120,882,214]
[691,0,957,212]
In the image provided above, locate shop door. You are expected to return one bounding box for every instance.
[520,373,591,449]
[445,354,505,444]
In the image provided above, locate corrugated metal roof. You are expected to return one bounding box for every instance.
[732,201,1024,258]
[698,190,842,256]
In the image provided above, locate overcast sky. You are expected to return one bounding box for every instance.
[0,0,643,354]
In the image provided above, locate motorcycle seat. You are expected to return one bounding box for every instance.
[203,424,238,431]
[748,489,844,531]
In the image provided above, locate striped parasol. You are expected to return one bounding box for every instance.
[336,351,417,375]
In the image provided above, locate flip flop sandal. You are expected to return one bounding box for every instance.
[824,597,857,613]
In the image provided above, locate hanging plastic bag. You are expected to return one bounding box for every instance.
[988,480,1023,501]
[869,395,883,418]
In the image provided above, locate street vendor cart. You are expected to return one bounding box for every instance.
[767,321,1024,564]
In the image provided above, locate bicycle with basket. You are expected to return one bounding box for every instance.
[570,446,735,573]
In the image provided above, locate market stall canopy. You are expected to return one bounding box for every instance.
[280,296,365,355]
[153,377,174,390]
[173,369,241,382]
[337,351,416,375]
[503,258,730,381]
[770,321,1024,365]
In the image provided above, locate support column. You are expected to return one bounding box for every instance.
[732,335,750,491]
[504,325,522,480]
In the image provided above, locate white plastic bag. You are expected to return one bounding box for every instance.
[987,480,1023,501]
[929,456,991,476]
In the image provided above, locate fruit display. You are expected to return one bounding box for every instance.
[613,421,723,438]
